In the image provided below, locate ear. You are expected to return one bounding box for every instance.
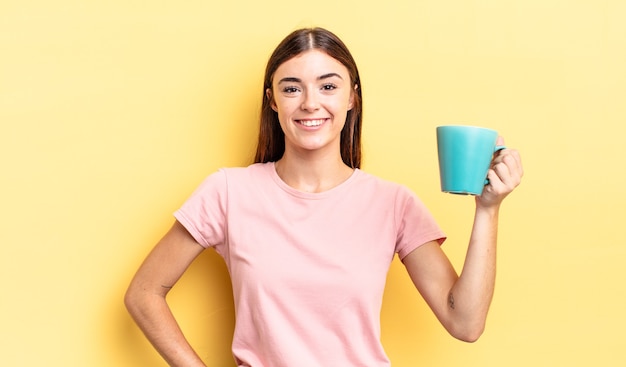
[266,88,277,112]
[347,84,358,111]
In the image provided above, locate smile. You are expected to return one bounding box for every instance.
[297,119,326,127]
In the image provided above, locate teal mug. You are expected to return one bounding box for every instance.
[436,125,506,195]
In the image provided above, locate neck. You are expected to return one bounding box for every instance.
[275,150,354,193]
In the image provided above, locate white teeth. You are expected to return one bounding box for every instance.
[300,119,325,127]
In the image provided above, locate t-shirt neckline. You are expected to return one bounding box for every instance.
[266,161,361,200]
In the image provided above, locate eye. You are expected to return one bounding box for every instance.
[282,86,301,94]
[322,83,337,91]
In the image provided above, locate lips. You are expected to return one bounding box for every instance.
[297,118,327,127]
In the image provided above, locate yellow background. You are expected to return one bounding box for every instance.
[2,0,625,366]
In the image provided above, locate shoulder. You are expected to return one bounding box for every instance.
[353,169,414,198]
[217,162,273,185]
[187,163,272,195]
[352,170,432,217]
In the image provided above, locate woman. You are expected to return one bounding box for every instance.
[125,27,523,367]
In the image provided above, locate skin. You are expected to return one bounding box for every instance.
[124,221,206,367]
[267,49,356,192]
[403,136,523,342]
[124,49,523,366]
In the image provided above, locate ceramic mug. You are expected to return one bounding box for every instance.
[436,125,506,195]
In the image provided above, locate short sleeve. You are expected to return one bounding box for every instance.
[394,186,446,260]
[173,170,228,250]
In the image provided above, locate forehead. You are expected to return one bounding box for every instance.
[274,50,349,80]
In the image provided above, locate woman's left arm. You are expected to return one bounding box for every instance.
[403,138,523,342]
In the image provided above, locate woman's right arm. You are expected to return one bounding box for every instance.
[124,220,207,367]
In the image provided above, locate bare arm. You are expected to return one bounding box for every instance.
[124,220,207,366]
[403,140,523,342]
[402,206,500,342]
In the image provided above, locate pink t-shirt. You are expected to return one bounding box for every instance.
[174,162,446,367]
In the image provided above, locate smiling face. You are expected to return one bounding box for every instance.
[268,50,355,159]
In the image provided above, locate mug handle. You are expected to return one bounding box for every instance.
[484,145,507,185]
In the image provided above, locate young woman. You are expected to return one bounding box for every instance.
[125,27,523,367]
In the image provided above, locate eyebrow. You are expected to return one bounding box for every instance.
[277,73,344,84]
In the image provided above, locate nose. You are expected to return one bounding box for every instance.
[301,90,320,111]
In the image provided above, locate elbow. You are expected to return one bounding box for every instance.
[454,327,484,343]
[448,320,486,343]
[124,282,168,321]
[123,284,144,318]
[123,288,137,315]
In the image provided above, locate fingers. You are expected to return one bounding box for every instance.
[479,138,523,205]
[490,148,523,190]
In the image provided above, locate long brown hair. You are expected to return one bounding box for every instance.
[254,27,363,168]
